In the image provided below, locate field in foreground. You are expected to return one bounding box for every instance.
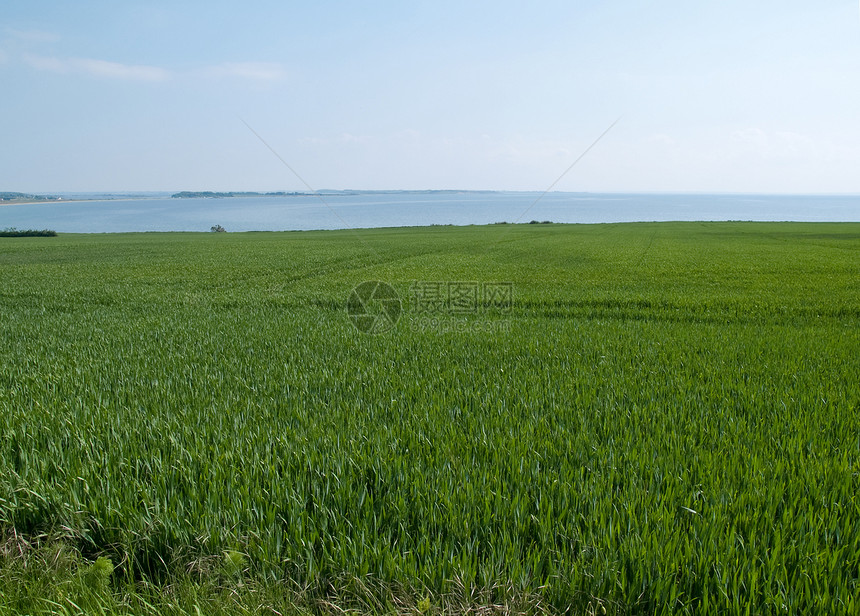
[0,222,858,615]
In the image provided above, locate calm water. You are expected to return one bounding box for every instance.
[1,192,859,233]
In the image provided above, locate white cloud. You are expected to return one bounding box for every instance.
[22,53,65,72]
[340,132,372,144]
[23,53,170,81]
[731,127,821,160]
[205,62,286,82]
[4,28,60,44]
[20,51,286,84]
[731,127,769,150]
[74,57,170,81]
[650,133,677,147]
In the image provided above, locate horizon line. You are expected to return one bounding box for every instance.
[6,189,860,198]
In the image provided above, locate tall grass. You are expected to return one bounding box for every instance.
[0,222,858,614]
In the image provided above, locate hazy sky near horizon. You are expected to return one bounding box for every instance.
[2,1,860,193]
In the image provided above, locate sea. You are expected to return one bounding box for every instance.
[1,192,859,233]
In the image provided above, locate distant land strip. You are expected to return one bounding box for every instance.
[171,189,496,198]
[172,191,306,198]
[0,192,62,203]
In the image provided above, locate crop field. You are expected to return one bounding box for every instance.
[0,222,858,614]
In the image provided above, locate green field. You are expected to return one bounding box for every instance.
[1,222,858,615]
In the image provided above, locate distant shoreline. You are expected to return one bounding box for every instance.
[4,189,860,202]
[1,190,503,206]
[169,189,500,198]
[0,197,140,207]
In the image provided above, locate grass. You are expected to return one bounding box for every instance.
[0,222,858,614]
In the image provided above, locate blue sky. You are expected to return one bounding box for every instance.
[2,1,859,193]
